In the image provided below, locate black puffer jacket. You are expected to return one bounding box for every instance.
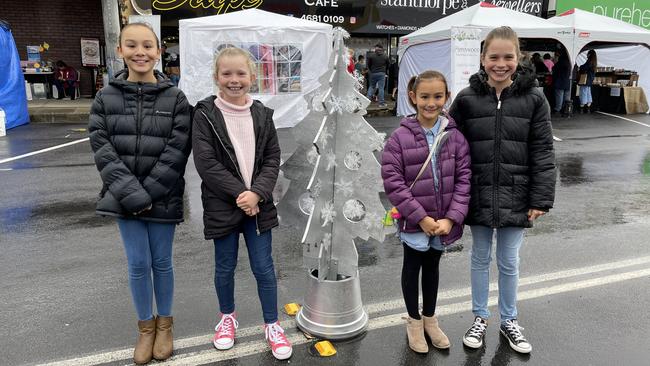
[192,96,280,239]
[449,68,556,228]
[88,69,192,223]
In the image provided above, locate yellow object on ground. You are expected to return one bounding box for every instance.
[314,340,337,356]
[283,303,301,316]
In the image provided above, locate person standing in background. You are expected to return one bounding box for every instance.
[366,44,389,108]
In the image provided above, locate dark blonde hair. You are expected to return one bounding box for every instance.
[481,26,521,60]
[407,70,449,108]
[213,47,256,79]
[118,22,160,49]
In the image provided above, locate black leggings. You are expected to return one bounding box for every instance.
[401,242,443,319]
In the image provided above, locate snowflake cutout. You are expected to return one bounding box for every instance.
[326,96,344,115]
[363,211,384,233]
[343,151,362,170]
[317,126,332,150]
[335,179,354,197]
[369,132,387,151]
[325,150,337,171]
[321,201,336,227]
[345,120,365,137]
[342,199,366,222]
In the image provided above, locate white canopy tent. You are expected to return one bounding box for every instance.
[549,8,650,65]
[179,9,332,128]
[549,9,650,98]
[396,2,573,116]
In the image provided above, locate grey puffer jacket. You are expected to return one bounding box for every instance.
[88,69,192,223]
[449,67,556,228]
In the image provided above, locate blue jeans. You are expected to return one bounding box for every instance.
[367,72,386,103]
[117,219,176,321]
[554,88,571,112]
[579,85,593,106]
[213,217,278,324]
[469,225,525,324]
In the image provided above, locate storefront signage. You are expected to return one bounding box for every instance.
[152,0,263,13]
[153,0,500,34]
[484,0,542,15]
[556,0,650,30]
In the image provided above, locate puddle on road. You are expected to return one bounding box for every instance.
[1,199,109,232]
[557,154,592,186]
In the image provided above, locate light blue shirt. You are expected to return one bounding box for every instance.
[400,117,444,252]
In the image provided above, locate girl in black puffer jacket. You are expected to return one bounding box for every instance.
[88,23,191,364]
[449,26,555,355]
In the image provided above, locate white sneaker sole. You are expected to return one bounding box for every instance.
[462,337,483,349]
[213,339,234,350]
[499,329,532,354]
[272,348,292,360]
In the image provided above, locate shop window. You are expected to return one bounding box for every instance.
[213,42,303,95]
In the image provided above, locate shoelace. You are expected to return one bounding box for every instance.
[466,319,487,339]
[265,323,288,345]
[215,314,238,336]
[503,320,526,342]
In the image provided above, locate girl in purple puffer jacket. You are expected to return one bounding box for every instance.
[381,70,471,354]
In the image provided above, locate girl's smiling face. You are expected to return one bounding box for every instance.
[215,54,255,106]
[408,78,448,127]
[481,38,518,91]
[117,25,160,83]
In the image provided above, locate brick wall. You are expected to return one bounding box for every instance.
[2,0,105,97]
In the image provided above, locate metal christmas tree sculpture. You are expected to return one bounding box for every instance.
[276,28,392,339]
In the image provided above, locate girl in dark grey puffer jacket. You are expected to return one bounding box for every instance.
[88,22,192,364]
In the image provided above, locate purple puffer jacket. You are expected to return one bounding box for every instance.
[381,114,471,245]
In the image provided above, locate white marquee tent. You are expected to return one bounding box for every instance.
[396,2,573,116]
[179,9,332,128]
[549,8,650,97]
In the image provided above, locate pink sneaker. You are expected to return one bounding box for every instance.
[212,312,238,350]
[264,322,292,360]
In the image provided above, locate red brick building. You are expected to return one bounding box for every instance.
[2,0,105,97]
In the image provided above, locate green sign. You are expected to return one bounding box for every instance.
[556,0,650,30]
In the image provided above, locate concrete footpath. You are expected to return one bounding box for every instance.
[25,98,396,124]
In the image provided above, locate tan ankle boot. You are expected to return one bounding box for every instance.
[406,317,429,353]
[134,318,156,364]
[423,315,450,349]
[153,316,173,360]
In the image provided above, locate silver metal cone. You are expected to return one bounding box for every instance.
[295,269,368,340]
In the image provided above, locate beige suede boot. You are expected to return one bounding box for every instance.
[134,318,156,364]
[406,317,429,353]
[153,316,173,360]
[422,315,450,349]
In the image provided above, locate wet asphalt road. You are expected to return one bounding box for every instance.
[1,112,650,366]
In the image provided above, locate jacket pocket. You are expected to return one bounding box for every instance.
[470,175,480,212]
[512,175,529,212]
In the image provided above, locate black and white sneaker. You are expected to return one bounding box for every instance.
[463,316,488,348]
[500,319,532,354]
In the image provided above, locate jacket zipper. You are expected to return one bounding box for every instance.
[493,98,502,227]
[134,85,143,176]
[200,110,260,235]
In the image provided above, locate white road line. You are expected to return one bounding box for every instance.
[165,267,650,365]
[596,111,650,128]
[34,255,650,366]
[0,137,89,165]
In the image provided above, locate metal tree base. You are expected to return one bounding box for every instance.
[295,269,368,340]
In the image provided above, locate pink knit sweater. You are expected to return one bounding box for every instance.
[214,93,255,189]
